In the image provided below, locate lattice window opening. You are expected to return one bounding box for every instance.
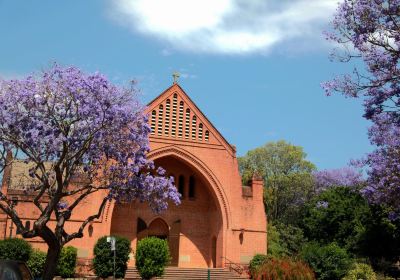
[151,110,156,135]
[178,101,184,138]
[165,99,171,135]
[185,108,190,139]
[198,123,203,140]
[192,116,197,140]
[205,130,209,141]
[172,95,177,137]
[158,105,164,136]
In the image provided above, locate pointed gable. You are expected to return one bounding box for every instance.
[145,84,235,155]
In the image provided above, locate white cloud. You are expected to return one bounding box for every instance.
[109,0,339,54]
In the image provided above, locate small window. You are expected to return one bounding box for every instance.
[185,109,190,139]
[165,99,170,135]
[199,124,203,140]
[192,116,197,140]
[205,130,210,141]
[151,110,156,134]
[178,175,185,198]
[158,105,164,136]
[189,176,195,199]
[25,221,30,231]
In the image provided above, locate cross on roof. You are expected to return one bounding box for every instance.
[172,71,180,84]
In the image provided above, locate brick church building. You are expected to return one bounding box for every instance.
[0,82,267,269]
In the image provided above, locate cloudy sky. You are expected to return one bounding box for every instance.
[0,0,371,169]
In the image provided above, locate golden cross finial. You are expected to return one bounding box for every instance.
[172,71,180,84]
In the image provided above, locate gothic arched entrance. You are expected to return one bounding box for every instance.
[110,149,226,268]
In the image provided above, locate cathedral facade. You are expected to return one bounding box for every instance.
[0,83,267,269]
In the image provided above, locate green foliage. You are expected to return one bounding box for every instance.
[275,222,306,256]
[27,249,46,278]
[238,140,316,224]
[249,254,268,274]
[267,223,288,257]
[56,246,77,278]
[0,238,32,262]
[267,223,306,258]
[93,236,131,278]
[302,186,370,253]
[252,257,316,280]
[342,263,377,280]
[361,205,400,270]
[135,237,170,280]
[301,242,352,280]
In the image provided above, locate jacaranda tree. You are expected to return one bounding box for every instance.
[323,0,400,218]
[312,167,364,194]
[0,64,180,280]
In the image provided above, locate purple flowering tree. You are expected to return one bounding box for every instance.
[313,167,364,193]
[0,64,180,280]
[323,0,400,215]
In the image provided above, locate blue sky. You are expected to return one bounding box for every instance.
[0,0,372,169]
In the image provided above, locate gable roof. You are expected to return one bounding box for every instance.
[145,83,235,155]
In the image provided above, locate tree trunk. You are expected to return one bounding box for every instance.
[42,243,61,280]
[40,226,62,280]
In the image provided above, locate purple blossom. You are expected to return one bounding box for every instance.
[57,201,68,210]
[316,200,329,209]
[313,167,364,193]
[324,0,400,215]
[0,63,180,213]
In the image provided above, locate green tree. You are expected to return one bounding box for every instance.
[239,140,316,224]
[302,186,370,253]
[267,223,306,258]
[361,205,400,271]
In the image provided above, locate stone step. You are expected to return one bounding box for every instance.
[125,267,248,280]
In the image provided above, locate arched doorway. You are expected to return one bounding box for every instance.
[148,218,169,239]
[110,151,226,268]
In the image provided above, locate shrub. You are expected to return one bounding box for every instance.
[93,236,131,278]
[27,249,46,278]
[56,246,77,278]
[0,238,32,262]
[342,263,377,280]
[135,237,170,280]
[252,257,316,280]
[301,242,352,280]
[249,254,268,274]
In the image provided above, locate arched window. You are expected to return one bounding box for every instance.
[178,175,185,198]
[185,109,190,139]
[178,101,184,138]
[205,130,210,141]
[172,94,177,137]
[151,110,156,135]
[192,116,197,140]
[88,224,94,237]
[165,99,170,135]
[158,105,163,136]
[189,176,195,199]
[198,124,203,140]
[25,221,30,231]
